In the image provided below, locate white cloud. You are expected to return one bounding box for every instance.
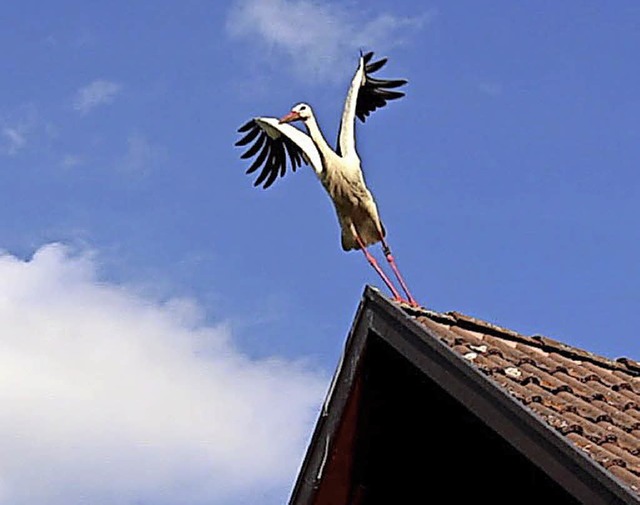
[226,0,433,82]
[0,243,326,505]
[478,80,503,97]
[0,105,38,156]
[119,133,163,174]
[73,80,121,114]
[60,154,83,168]
[1,127,26,155]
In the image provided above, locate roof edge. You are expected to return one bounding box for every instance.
[400,298,640,377]
[288,292,372,504]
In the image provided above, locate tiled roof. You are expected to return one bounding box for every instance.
[407,307,640,495]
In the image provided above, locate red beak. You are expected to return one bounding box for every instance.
[279,111,301,124]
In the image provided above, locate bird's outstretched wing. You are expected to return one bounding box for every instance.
[356,51,407,123]
[235,117,323,189]
[337,52,407,156]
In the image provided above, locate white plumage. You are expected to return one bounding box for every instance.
[236,53,404,249]
[235,52,417,305]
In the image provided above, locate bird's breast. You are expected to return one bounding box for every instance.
[321,160,371,210]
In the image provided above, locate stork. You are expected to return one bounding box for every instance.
[235,52,417,306]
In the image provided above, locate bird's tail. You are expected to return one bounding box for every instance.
[341,219,385,251]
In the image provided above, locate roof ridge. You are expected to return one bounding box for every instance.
[400,304,640,377]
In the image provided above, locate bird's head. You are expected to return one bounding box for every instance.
[279,103,312,124]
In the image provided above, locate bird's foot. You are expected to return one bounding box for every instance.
[392,295,420,307]
[384,253,419,307]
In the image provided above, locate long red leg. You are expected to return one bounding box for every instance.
[355,234,404,303]
[380,237,419,307]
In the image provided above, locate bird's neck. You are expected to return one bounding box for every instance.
[304,116,333,159]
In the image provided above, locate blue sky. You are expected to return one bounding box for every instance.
[1,1,639,504]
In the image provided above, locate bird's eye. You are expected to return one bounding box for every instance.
[300,106,307,111]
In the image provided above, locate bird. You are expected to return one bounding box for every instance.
[235,51,417,306]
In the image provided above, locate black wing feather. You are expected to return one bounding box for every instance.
[265,159,281,188]
[240,131,267,159]
[274,138,287,178]
[237,120,255,133]
[365,57,387,74]
[355,52,407,124]
[235,124,261,146]
[284,141,301,171]
[254,150,276,187]
[367,77,407,88]
[373,89,405,100]
[235,119,309,189]
[246,135,270,174]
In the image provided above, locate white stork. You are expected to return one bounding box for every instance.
[235,51,417,306]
